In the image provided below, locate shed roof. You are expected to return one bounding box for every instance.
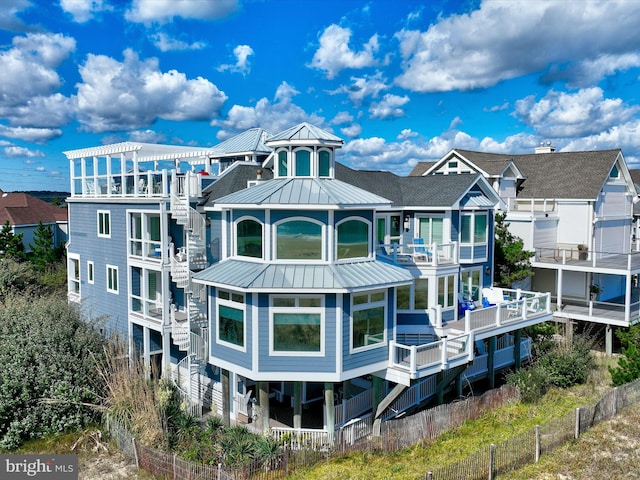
[192,258,412,291]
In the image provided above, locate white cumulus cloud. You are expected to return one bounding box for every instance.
[60,0,111,23]
[369,94,409,119]
[394,0,640,92]
[309,24,380,79]
[150,32,207,52]
[126,0,238,24]
[217,45,254,75]
[76,49,228,132]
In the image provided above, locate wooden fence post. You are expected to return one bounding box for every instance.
[535,425,540,462]
[173,453,177,479]
[426,472,433,480]
[132,437,139,468]
[489,443,495,480]
[575,407,581,439]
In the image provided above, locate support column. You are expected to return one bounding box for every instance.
[455,375,463,398]
[372,376,384,416]
[293,381,302,430]
[436,372,445,404]
[258,381,270,433]
[605,325,613,356]
[487,336,496,389]
[514,329,522,370]
[221,369,230,427]
[324,383,335,443]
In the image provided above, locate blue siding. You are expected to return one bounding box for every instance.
[68,202,139,336]
[207,211,222,263]
[397,312,430,327]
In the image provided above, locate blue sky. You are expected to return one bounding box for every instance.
[1,0,640,192]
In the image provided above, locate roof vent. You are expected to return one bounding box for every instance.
[535,141,555,154]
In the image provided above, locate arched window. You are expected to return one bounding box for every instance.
[277,150,288,177]
[318,150,331,177]
[337,219,369,259]
[295,149,311,177]
[236,218,262,258]
[276,219,322,260]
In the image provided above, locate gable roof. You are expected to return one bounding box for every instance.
[0,192,67,227]
[409,161,435,176]
[266,122,343,145]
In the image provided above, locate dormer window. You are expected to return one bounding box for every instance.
[295,149,311,176]
[319,150,331,177]
[277,150,288,176]
[609,165,620,179]
[273,146,335,179]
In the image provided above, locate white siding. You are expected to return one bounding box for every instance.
[556,202,591,245]
[594,219,630,255]
[533,219,557,249]
[597,183,630,217]
[499,179,516,204]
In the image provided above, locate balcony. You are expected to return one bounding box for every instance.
[534,247,640,272]
[377,241,458,267]
[386,289,552,384]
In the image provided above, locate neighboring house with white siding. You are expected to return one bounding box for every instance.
[64,123,552,440]
[413,146,639,352]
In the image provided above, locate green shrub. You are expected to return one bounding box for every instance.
[0,295,106,449]
[506,365,549,403]
[609,324,640,386]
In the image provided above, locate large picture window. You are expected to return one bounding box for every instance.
[271,296,323,355]
[352,291,386,351]
[236,218,262,258]
[217,290,245,349]
[337,218,369,260]
[276,219,323,260]
[396,279,428,310]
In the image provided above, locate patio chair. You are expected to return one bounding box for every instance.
[412,238,431,261]
[481,287,509,306]
[458,293,476,316]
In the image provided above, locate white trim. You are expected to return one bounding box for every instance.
[106,264,119,294]
[335,216,373,262]
[349,289,387,354]
[87,260,94,284]
[233,215,264,260]
[97,209,111,238]
[216,289,247,353]
[272,216,325,262]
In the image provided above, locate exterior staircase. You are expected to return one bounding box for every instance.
[168,173,211,416]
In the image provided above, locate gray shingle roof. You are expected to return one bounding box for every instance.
[335,163,483,207]
[201,163,273,203]
[409,161,435,176]
[457,149,621,199]
[193,258,412,291]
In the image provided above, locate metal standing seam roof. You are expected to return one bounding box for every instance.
[192,259,413,291]
[211,177,392,207]
[266,122,343,144]
[210,128,272,156]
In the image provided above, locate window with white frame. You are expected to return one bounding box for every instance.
[351,290,386,351]
[97,210,111,238]
[460,212,488,244]
[236,218,262,259]
[217,290,246,349]
[275,218,323,260]
[106,265,118,294]
[418,216,445,246]
[68,255,80,297]
[87,261,94,284]
[376,214,401,248]
[129,212,161,258]
[397,278,429,310]
[318,150,331,177]
[130,266,162,319]
[277,150,288,177]
[270,296,323,355]
[336,218,369,260]
[437,274,455,309]
[295,149,311,176]
[461,268,481,302]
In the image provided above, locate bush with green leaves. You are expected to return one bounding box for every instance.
[0,294,106,449]
[609,324,640,386]
[507,334,595,403]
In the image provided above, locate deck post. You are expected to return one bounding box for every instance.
[222,369,230,427]
[293,381,302,430]
[258,381,270,433]
[324,382,335,445]
[487,336,496,389]
[605,325,613,356]
[514,329,522,370]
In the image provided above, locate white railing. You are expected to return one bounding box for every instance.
[464,292,551,333]
[378,241,458,266]
[508,198,556,213]
[170,358,202,418]
[389,332,474,376]
[339,414,373,445]
[270,427,332,450]
[335,389,372,427]
[535,247,640,270]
